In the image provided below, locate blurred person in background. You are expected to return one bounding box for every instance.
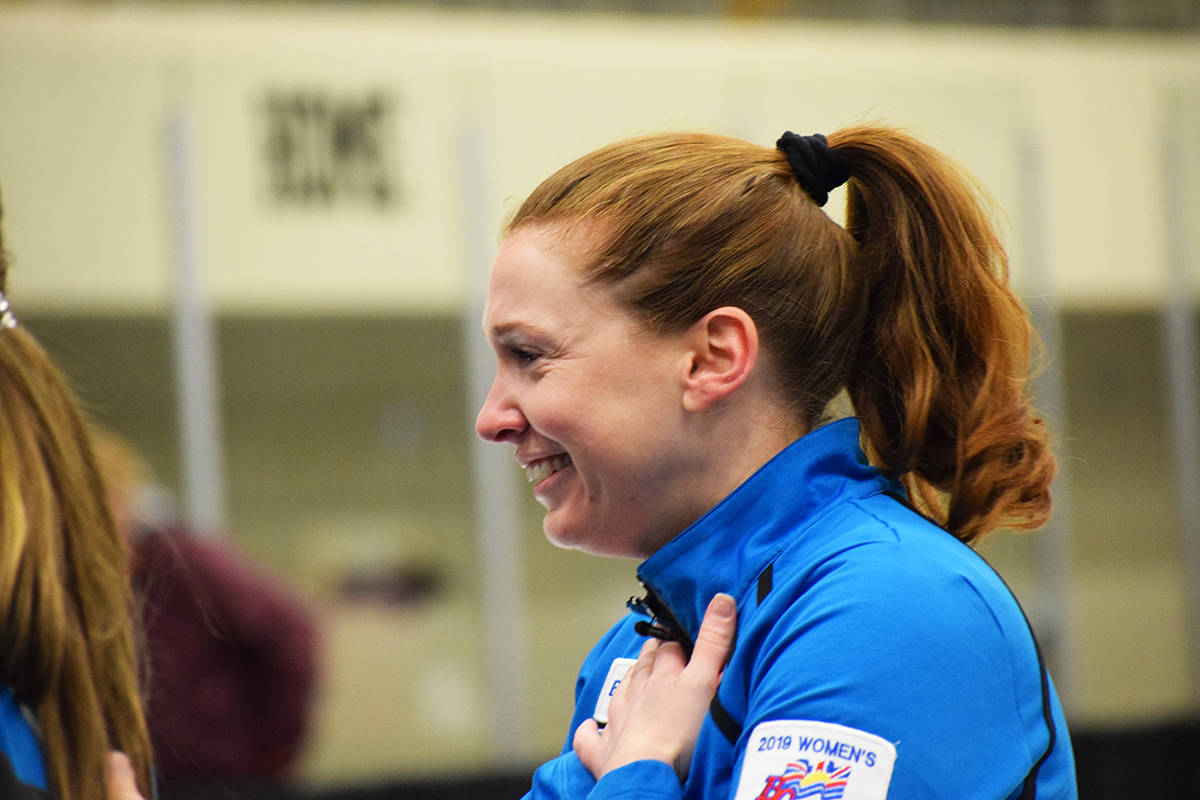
[93,428,319,796]
[475,127,1077,799]
[0,189,154,800]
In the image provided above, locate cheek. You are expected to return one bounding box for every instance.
[531,357,681,460]
[522,394,576,439]
[525,380,609,436]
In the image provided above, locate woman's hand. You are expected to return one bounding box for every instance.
[106,753,144,800]
[574,593,737,782]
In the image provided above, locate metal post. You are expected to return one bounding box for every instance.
[165,109,228,536]
[1159,86,1200,703]
[1018,128,1076,707]
[460,120,532,762]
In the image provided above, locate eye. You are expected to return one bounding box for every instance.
[509,347,541,367]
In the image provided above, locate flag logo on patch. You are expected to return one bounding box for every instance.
[753,759,852,800]
[735,721,895,800]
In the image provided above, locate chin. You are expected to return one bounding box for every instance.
[541,522,594,553]
[542,517,640,559]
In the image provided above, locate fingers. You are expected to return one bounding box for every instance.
[107,752,144,800]
[572,595,737,784]
[631,594,736,687]
[573,718,602,773]
[619,637,659,697]
[688,593,736,680]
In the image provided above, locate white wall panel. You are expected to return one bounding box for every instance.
[0,7,1197,310]
[0,18,173,311]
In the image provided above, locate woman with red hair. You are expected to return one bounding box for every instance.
[476,126,1075,799]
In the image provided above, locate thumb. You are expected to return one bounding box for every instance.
[573,718,603,775]
[107,752,144,800]
[688,593,736,679]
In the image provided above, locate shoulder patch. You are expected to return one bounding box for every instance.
[592,657,637,725]
[733,719,897,800]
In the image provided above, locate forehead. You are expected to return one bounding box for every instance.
[483,225,620,336]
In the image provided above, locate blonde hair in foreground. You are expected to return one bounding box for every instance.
[0,193,153,800]
[507,125,1055,544]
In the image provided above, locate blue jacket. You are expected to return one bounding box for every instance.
[0,686,46,792]
[525,418,1076,800]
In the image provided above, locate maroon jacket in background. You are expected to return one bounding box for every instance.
[132,526,319,785]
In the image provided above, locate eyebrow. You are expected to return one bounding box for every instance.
[484,320,549,344]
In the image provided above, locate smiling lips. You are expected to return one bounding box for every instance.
[523,454,572,484]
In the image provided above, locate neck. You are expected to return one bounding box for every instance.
[705,400,805,502]
[641,394,802,556]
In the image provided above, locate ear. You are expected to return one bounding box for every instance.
[681,307,759,413]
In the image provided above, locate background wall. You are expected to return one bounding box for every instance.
[1,1,1198,787]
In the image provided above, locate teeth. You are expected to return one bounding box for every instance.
[525,455,571,483]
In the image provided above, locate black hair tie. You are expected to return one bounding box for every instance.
[775,131,850,207]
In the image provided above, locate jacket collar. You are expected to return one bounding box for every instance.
[635,417,897,644]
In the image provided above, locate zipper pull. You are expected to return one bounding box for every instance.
[627,588,692,654]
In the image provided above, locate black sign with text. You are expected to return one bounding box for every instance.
[262,90,398,209]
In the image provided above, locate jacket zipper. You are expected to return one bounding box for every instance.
[627,582,694,657]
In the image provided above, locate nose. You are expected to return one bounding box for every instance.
[475,376,527,443]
